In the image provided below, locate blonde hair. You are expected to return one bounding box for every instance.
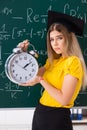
[47,23,87,89]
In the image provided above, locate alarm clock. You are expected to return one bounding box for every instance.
[5,43,39,84]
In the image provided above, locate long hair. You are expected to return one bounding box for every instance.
[47,23,87,89]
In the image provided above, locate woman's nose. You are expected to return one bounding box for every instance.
[54,39,58,45]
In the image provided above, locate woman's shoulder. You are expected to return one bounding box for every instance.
[64,56,83,78]
[67,56,80,63]
[65,56,82,68]
[67,55,79,60]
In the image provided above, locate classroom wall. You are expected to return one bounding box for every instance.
[0,109,87,130]
[0,109,34,130]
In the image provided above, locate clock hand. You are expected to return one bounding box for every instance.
[17,64,27,70]
[23,62,32,69]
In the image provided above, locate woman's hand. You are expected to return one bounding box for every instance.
[19,76,40,86]
[17,39,29,52]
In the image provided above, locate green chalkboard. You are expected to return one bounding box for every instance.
[0,0,87,108]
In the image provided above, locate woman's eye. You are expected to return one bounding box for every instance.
[50,39,54,42]
[57,37,63,40]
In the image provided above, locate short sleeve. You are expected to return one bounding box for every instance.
[64,56,83,79]
[44,59,50,70]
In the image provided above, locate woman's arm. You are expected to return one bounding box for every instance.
[39,74,78,106]
[17,40,46,86]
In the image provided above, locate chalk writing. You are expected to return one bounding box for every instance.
[0,24,11,40]
[0,42,2,65]
[12,27,47,39]
[75,96,80,105]
[64,3,87,23]
[84,33,87,38]
[3,81,31,99]
[0,61,2,66]
[37,50,47,56]
[81,0,87,4]
[0,24,47,40]
[27,8,47,24]
[0,71,6,79]
[0,45,1,60]
[50,0,57,1]
[84,48,87,56]
[1,7,13,15]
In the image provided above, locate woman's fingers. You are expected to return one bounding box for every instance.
[17,39,29,51]
[19,76,39,86]
[19,83,33,86]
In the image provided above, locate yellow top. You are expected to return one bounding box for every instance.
[40,56,83,108]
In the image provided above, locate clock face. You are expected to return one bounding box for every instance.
[5,52,38,84]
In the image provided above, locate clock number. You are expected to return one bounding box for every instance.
[16,74,18,76]
[11,64,15,67]
[12,69,15,73]
[31,63,35,67]
[32,68,35,72]
[15,60,18,63]
[19,56,22,60]
[20,77,22,80]
[25,76,27,80]
[29,73,32,77]
[24,56,27,60]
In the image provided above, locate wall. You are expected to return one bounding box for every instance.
[0,109,87,130]
[0,109,34,130]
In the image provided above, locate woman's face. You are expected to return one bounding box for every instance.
[50,30,66,57]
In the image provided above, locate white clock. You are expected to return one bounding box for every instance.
[5,47,39,84]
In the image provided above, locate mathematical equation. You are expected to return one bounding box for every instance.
[0,6,48,41]
[0,24,47,40]
[64,3,87,23]
[0,70,43,99]
[0,2,87,41]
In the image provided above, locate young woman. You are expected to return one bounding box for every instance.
[18,11,87,130]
